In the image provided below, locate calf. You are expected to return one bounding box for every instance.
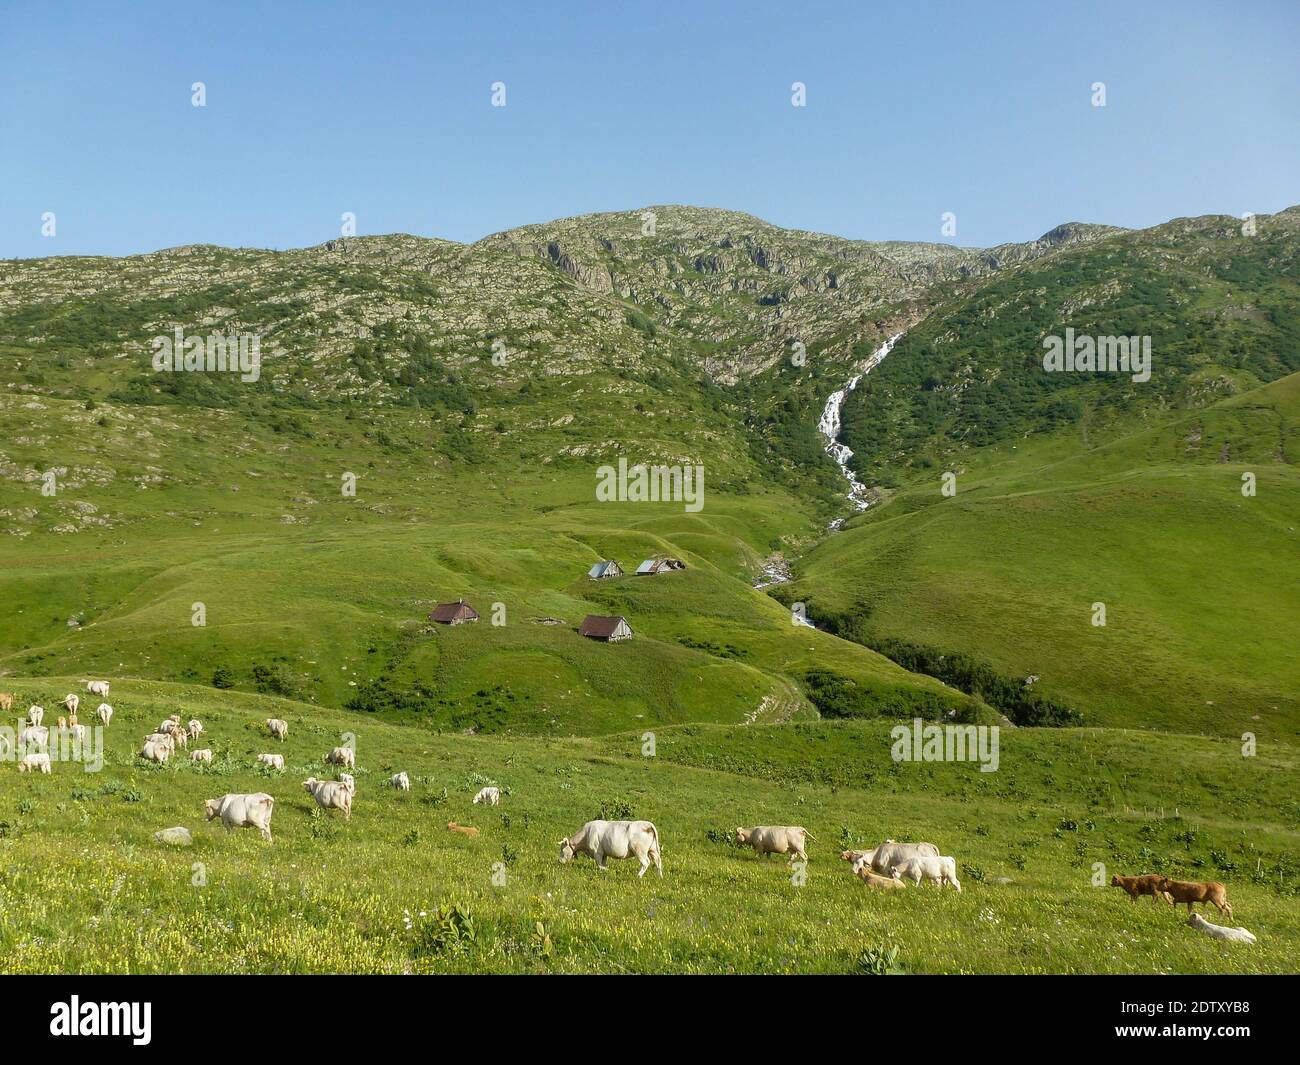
[389,772,411,791]
[0,692,12,713]
[188,719,204,739]
[472,786,501,806]
[1187,913,1254,944]
[190,748,213,764]
[560,819,662,878]
[890,855,962,891]
[736,825,816,862]
[1158,877,1233,920]
[447,821,479,839]
[204,793,275,842]
[18,752,52,774]
[266,718,288,741]
[855,863,907,889]
[140,739,171,764]
[1109,873,1172,904]
[257,753,285,771]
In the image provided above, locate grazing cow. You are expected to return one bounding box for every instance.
[19,725,49,750]
[159,719,181,734]
[840,849,870,865]
[63,693,79,715]
[18,752,52,774]
[257,753,285,771]
[890,855,962,892]
[1157,878,1234,920]
[339,773,355,793]
[204,793,275,842]
[144,731,175,748]
[856,839,941,876]
[69,723,87,744]
[190,749,213,764]
[170,727,188,749]
[1188,913,1255,944]
[855,863,908,889]
[97,703,113,727]
[86,680,110,697]
[559,820,663,878]
[0,692,13,713]
[325,746,355,769]
[140,739,171,764]
[27,705,44,727]
[1109,873,1172,904]
[447,821,479,839]
[302,777,352,820]
[472,786,501,806]
[266,718,288,741]
[389,772,411,791]
[735,825,816,863]
[188,719,203,739]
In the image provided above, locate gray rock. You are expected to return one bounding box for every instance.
[154,826,193,846]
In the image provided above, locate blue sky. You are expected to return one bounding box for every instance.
[2,0,1297,258]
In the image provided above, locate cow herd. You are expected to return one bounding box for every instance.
[3,683,1260,947]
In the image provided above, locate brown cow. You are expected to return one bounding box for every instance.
[1157,877,1233,920]
[447,822,479,839]
[1110,873,1172,904]
[854,863,907,889]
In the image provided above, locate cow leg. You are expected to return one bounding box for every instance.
[638,854,649,878]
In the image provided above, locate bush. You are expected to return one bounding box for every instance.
[855,942,904,975]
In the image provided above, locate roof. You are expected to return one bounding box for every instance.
[429,599,479,623]
[579,614,632,639]
[587,561,621,578]
[636,559,659,574]
[636,558,685,574]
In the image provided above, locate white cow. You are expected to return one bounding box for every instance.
[339,773,355,793]
[303,777,352,820]
[472,786,501,806]
[27,705,44,727]
[140,739,171,764]
[188,719,204,739]
[18,752,52,774]
[559,820,662,878]
[159,719,183,734]
[735,825,816,862]
[266,718,288,741]
[257,753,285,771]
[857,839,941,876]
[325,746,355,769]
[63,693,79,715]
[86,680,110,697]
[204,793,275,842]
[1188,913,1256,944]
[19,725,50,750]
[144,731,175,748]
[97,703,113,726]
[389,772,411,791]
[890,855,962,892]
[69,723,88,744]
[190,748,213,764]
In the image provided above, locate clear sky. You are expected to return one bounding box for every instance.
[2,0,1297,259]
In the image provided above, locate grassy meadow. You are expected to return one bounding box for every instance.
[1,680,1296,974]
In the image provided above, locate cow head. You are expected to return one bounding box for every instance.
[203,799,219,821]
[1155,877,1173,892]
[889,866,902,880]
[734,827,751,844]
[1188,913,1205,928]
[558,837,576,863]
[1110,874,1122,887]
[302,778,318,794]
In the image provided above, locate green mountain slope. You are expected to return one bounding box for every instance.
[788,371,1300,740]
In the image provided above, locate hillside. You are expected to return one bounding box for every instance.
[788,370,1300,741]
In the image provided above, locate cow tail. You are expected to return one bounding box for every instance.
[803,829,818,843]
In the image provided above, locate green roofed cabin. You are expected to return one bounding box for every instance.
[579,615,633,642]
[429,599,480,625]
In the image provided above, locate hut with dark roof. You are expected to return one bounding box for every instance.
[429,599,480,625]
[579,614,633,642]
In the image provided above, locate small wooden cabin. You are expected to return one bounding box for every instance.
[587,560,623,580]
[579,614,633,642]
[635,558,686,575]
[429,599,480,625]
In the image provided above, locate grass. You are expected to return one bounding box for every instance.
[1,680,1295,974]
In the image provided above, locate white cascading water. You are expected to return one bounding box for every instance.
[818,332,903,523]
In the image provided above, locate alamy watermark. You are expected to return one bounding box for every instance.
[890,718,999,773]
[151,326,261,382]
[1042,327,1150,383]
[595,458,704,513]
